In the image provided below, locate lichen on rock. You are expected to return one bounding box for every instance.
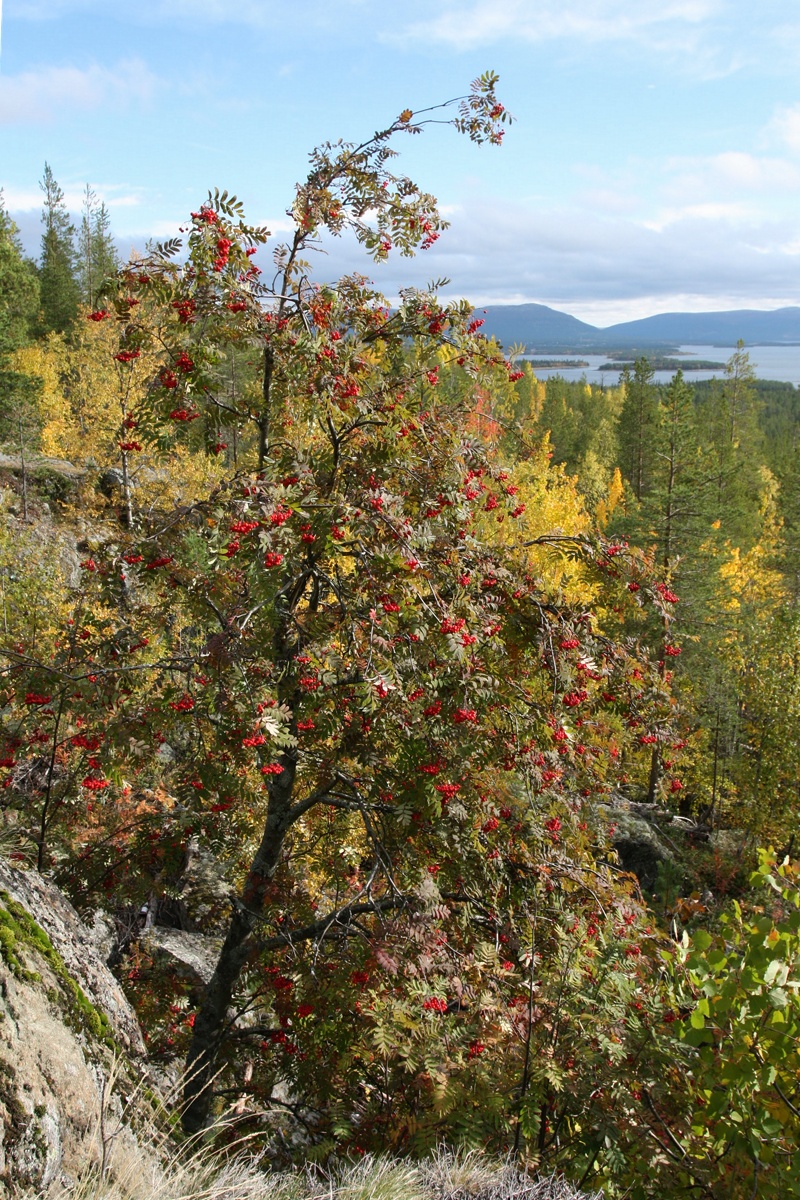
[0,862,149,1194]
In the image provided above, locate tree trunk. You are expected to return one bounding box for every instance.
[257,347,274,472]
[120,448,133,530]
[19,419,28,523]
[182,750,298,1133]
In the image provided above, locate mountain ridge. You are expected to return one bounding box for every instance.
[476,303,800,350]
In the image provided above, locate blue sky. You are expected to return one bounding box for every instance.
[1,0,799,324]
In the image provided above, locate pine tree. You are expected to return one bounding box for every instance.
[0,193,42,482]
[77,184,119,307]
[38,163,79,334]
[648,371,708,570]
[618,357,658,501]
[0,192,40,356]
[616,370,709,577]
[698,342,764,549]
[614,371,711,801]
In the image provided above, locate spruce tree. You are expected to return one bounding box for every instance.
[38,163,79,334]
[77,184,119,307]
[0,194,42,473]
[698,342,764,549]
[618,357,658,501]
[0,193,39,356]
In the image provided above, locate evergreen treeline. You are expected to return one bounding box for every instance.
[517,354,800,840]
[5,163,120,341]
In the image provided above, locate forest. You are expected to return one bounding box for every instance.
[1,75,799,1200]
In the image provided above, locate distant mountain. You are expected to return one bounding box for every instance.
[478,304,800,351]
[475,303,598,349]
[602,309,800,345]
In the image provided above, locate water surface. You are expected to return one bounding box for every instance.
[522,344,800,387]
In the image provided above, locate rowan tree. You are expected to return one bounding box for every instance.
[0,77,683,1183]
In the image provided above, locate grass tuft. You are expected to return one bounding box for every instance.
[15,1065,598,1200]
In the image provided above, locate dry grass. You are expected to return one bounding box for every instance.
[419,1147,602,1200]
[23,1065,599,1200]
[39,1146,601,1200]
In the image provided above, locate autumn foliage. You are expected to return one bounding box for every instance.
[1,75,798,1199]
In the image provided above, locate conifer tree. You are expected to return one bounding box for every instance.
[0,193,39,356]
[0,194,42,474]
[534,375,622,506]
[648,371,707,571]
[612,371,710,801]
[698,342,764,549]
[616,370,709,583]
[38,163,79,334]
[618,357,658,501]
[77,184,119,307]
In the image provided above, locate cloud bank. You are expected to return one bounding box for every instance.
[0,59,158,124]
[305,195,800,317]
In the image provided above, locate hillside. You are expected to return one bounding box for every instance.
[476,303,599,348]
[479,303,800,350]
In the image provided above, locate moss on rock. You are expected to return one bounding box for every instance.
[0,888,114,1046]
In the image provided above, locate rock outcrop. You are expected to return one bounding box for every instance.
[143,926,222,986]
[602,798,703,892]
[0,861,147,1194]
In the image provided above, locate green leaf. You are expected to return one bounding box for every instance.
[691,929,713,952]
[683,1025,714,1046]
[764,959,790,987]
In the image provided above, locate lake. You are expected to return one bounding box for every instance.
[522,344,800,387]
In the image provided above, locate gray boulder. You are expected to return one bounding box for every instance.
[143,927,222,986]
[599,799,695,891]
[0,862,148,1193]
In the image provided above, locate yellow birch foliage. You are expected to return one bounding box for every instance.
[0,498,75,646]
[707,473,800,837]
[11,314,227,508]
[717,470,785,618]
[596,466,624,529]
[485,435,593,603]
[10,321,123,464]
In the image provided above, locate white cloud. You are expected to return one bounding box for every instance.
[388,0,721,51]
[0,59,159,124]
[3,182,145,212]
[10,185,798,320]
[2,0,749,80]
[769,103,800,155]
[644,201,758,231]
[304,195,800,314]
[680,151,800,192]
[8,0,721,40]
[709,151,800,189]
[0,187,42,211]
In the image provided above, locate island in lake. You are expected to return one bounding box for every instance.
[598,356,726,372]
[527,358,590,369]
